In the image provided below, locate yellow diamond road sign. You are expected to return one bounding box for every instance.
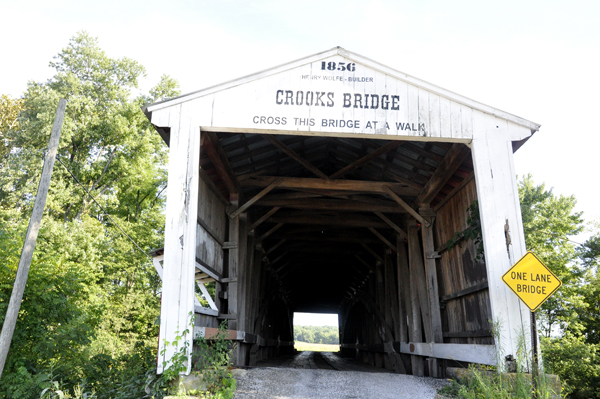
[502,251,562,312]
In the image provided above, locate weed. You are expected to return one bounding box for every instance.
[192,321,236,399]
[438,319,558,398]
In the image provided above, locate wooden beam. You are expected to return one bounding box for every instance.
[0,99,66,377]
[197,217,224,247]
[415,144,470,207]
[203,132,240,195]
[249,207,281,231]
[440,281,489,302]
[433,171,475,212]
[257,223,284,242]
[398,342,496,366]
[264,238,286,256]
[367,228,396,251]
[269,252,288,267]
[283,246,367,255]
[382,185,430,227]
[360,243,384,264]
[407,220,432,343]
[419,207,443,343]
[195,257,223,282]
[198,167,229,206]
[329,140,404,179]
[261,134,329,180]
[443,330,492,338]
[269,233,379,245]
[242,176,419,196]
[257,197,407,213]
[229,179,282,219]
[355,255,375,271]
[269,213,390,229]
[374,212,407,239]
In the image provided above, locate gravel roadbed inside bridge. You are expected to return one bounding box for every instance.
[233,367,449,399]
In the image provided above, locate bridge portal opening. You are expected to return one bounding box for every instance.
[149,46,537,379]
[293,312,340,352]
[185,131,494,376]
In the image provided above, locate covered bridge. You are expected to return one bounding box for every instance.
[144,47,539,377]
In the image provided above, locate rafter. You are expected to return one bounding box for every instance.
[329,140,404,179]
[261,134,329,179]
[229,178,283,219]
[360,243,384,264]
[268,212,391,228]
[373,211,407,239]
[249,207,281,231]
[241,176,420,196]
[203,132,240,195]
[367,227,396,251]
[256,197,407,213]
[257,223,284,242]
[382,185,430,227]
[415,143,471,206]
[264,238,286,256]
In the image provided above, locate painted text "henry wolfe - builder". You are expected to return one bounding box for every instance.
[275,90,400,110]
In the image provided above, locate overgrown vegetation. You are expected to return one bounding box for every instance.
[294,325,339,345]
[439,319,558,398]
[192,321,236,399]
[443,199,484,261]
[1,31,600,398]
[440,175,600,398]
[0,32,179,398]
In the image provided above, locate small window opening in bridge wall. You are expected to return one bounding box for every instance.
[293,312,340,352]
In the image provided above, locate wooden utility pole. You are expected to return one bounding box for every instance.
[0,99,66,379]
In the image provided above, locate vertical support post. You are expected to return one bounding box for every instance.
[384,249,406,374]
[471,126,532,360]
[227,194,240,331]
[384,250,400,340]
[396,235,413,374]
[420,206,442,377]
[396,235,409,343]
[158,107,200,374]
[0,99,66,378]
[407,220,433,342]
[407,219,427,376]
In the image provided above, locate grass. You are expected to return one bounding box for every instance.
[294,341,340,352]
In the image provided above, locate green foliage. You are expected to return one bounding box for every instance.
[518,174,585,337]
[443,200,484,262]
[193,321,236,399]
[0,366,50,399]
[440,327,557,399]
[0,31,179,398]
[293,325,339,345]
[542,334,600,399]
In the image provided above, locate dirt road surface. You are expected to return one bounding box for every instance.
[233,351,448,399]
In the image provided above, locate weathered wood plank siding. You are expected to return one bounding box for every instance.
[196,177,226,275]
[434,178,493,345]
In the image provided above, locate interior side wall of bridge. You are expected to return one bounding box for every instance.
[189,143,494,377]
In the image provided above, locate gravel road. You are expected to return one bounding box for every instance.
[233,367,448,399]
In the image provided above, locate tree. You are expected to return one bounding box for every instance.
[0,95,24,179]
[0,32,180,398]
[518,174,585,336]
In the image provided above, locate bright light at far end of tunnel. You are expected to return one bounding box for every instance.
[294,312,338,327]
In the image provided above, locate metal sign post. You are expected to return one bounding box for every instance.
[502,251,561,399]
[531,310,539,398]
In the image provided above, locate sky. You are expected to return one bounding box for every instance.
[294,312,338,327]
[2,1,599,327]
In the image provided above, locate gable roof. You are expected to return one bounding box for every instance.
[145,46,540,132]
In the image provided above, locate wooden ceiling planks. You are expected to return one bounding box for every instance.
[198,132,474,306]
